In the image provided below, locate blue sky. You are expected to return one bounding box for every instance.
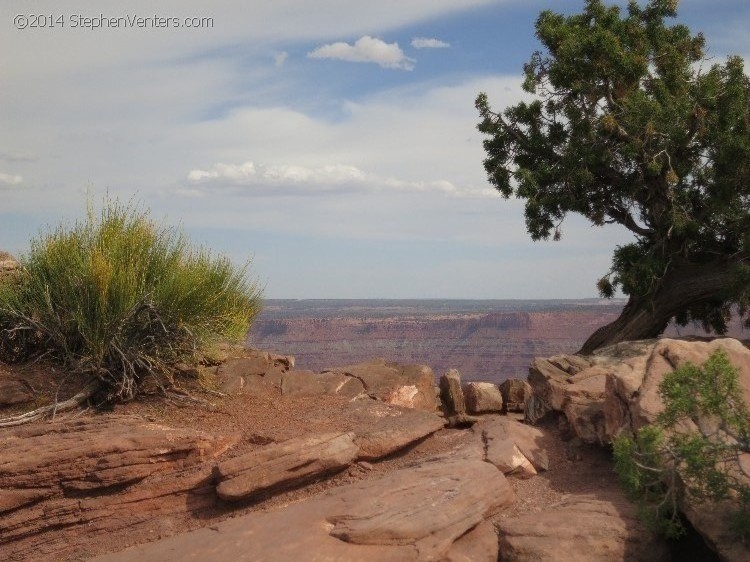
[1,0,748,298]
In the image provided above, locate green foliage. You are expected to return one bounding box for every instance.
[613,349,750,539]
[0,199,262,402]
[476,0,750,332]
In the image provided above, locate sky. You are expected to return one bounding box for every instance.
[1,1,749,299]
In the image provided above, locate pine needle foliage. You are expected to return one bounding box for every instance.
[476,0,750,353]
[0,199,262,402]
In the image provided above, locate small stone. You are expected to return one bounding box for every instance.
[440,369,465,416]
[476,416,549,477]
[499,378,531,413]
[464,382,503,414]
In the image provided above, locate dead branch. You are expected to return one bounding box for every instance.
[0,380,99,428]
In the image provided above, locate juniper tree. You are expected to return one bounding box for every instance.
[476,0,750,353]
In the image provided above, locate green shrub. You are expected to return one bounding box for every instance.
[0,199,262,402]
[613,349,750,539]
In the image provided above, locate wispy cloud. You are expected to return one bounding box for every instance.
[185,160,489,198]
[308,36,415,70]
[411,37,451,49]
[0,152,37,164]
[0,173,23,187]
[274,52,289,68]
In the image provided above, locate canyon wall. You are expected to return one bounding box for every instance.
[248,300,746,384]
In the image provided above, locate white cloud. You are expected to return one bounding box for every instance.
[0,173,23,187]
[274,52,288,68]
[188,162,365,187]
[308,36,415,70]
[411,37,451,49]
[185,160,480,197]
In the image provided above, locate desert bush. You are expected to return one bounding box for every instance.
[613,349,750,539]
[0,200,262,402]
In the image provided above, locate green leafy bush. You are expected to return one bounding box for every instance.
[613,349,750,539]
[0,200,262,402]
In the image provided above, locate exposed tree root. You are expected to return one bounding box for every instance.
[0,380,100,427]
[165,388,214,407]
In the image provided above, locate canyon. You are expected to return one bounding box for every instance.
[248,299,747,384]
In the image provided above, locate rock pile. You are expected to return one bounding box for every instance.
[526,337,750,562]
[0,346,676,561]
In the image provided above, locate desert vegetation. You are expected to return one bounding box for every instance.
[614,349,750,539]
[0,199,261,421]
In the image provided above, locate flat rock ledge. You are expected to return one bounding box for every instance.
[215,432,359,501]
[497,497,669,562]
[0,399,446,560]
[0,414,235,492]
[345,399,446,460]
[215,400,447,501]
[96,457,515,562]
[0,415,238,560]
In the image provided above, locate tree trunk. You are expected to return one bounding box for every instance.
[578,260,741,355]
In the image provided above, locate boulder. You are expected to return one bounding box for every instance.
[440,369,465,415]
[530,337,750,445]
[281,369,326,397]
[528,337,750,562]
[326,458,513,553]
[499,378,531,413]
[526,338,750,444]
[607,338,750,562]
[344,399,446,461]
[464,382,503,414]
[323,359,439,411]
[215,432,358,502]
[527,356,609,443]
[97,456,515,562]
[0,378,34,406]
[474,416,548,478]
[316,371,366,399]
[526,357,578,415]
[215,352,291,394]
[280,370,367,399]
[605,338,750,439]
[497,497,669,561]
[203,344,294,368]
